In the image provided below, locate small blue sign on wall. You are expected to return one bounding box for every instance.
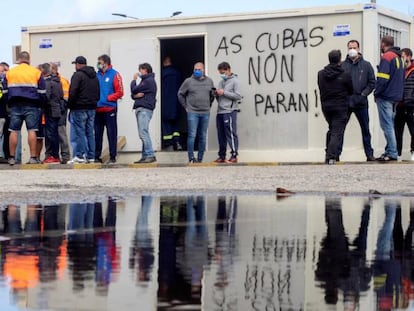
[39,38,53,49]
[333,24,351,37]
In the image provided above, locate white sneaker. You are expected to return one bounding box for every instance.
[411,151,414,161]
[87,159,95,163]
[398,156,403,162]
[67,156,86,164]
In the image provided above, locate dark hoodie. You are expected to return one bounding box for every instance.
[318,64,353,106]
[44,74,64,118]
[374,47,405,102]
[68,66,100,110]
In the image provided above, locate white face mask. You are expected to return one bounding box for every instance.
[348,48,358,58]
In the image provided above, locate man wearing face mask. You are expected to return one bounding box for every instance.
[374,35,405,162]
[177,62,214,163]
[395,48,414,161]
[95,54,124,164]
[341,40,376,162]
[213,62,242,163]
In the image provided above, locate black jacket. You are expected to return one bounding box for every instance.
[404,65,414,108]
[318,64,353,107]
[44,74,63,118]
[131,73,157,110]
[68,66,99,110]
[341,54,375,108]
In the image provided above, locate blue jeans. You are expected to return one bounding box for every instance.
[187,112,210,162]
[69,109,95,159]
[376,98,398,159]
[135,108,154,158]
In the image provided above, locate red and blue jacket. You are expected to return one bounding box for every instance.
[96,66,123,113]
[4,63,46,106]
[374,47,405,102]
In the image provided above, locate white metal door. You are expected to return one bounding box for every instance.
[110,39,160,151]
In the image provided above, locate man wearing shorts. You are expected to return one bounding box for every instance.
[3,51,46,165]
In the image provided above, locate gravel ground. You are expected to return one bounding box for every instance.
[0,163,413,204]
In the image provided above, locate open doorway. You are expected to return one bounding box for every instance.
[159,36,205,151]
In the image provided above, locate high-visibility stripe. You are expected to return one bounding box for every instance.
[163,135,173,140]
[8,83,38,88]
[377,72,390,80]
[37,89,46,94]
[396,57,400,69]
[172,132,180,137]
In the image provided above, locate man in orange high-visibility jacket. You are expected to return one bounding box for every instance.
[4,51,46,165]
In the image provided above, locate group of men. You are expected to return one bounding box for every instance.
[0,52,123,165]
[318,35,413,164]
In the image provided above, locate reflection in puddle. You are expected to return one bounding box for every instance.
[0,195,414,310]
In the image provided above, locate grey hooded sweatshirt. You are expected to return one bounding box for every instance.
[216,73,242,114]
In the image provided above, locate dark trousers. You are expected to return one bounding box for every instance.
[323,105,349,161]
[95,110,117,160]
[394,105,414,156]
[45,116,60,158]
[216,111,238,158]
[341,107,374,158]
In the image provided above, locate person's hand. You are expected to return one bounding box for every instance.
[216,89,224,96]
[133,73,139,80]
[133,92,144,99]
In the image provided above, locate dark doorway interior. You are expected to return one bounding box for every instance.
[160,36,205,152]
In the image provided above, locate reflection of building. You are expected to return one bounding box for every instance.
[18,4,414,162]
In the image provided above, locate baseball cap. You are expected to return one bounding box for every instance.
[71,56,87,65]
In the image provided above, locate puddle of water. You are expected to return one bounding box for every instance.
[0,195,413,310]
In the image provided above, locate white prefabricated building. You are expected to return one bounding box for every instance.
[19,3,414,162]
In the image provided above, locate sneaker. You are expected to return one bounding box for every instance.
[134,157,156,164]
[86,159,95,163]
[411,151,414,161]
[94,158,103,163]
[376,155,397,162]
[173,142,183,151]
[67,156,86,164]
[226,156,238,163]
[8,158,16,166]
[366,155,376,162]
[26,157,41,164]
[189,158,198,163]
[42,156,61,164]
[327,159,336,165]
[214,157,226,163]
[106,158,116,164]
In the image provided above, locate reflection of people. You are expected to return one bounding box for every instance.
[178,62,214,163]
[93,198,119,295]
[67,202,96,291]
[315,198,372,309]
[373,200,407,310]
[341,39,376,161]
[318,50,353,164]
[161,56,183,151]
[129,196,154,284]
[213,196,237,291]
[214,62,242,164]
[176,196,210,300]
[131,63,157,164]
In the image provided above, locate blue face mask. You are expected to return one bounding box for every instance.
[220,73,227,81]
[193,69,202,78]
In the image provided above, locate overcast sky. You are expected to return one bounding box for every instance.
[1,0,413,65]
